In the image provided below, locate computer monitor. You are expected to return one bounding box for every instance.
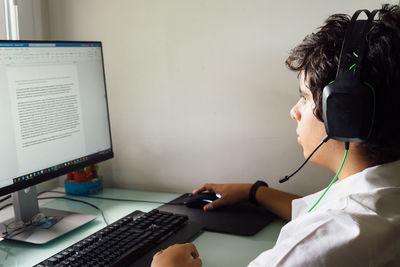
[0,40,113,244]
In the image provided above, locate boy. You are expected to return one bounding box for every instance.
[151,4,400,267]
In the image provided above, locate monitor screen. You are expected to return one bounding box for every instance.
[0,41,113,197]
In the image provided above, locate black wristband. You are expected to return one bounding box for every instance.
[249,180,268,205]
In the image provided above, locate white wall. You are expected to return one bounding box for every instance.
[40,0,397,195]
[0,0,6,38]
[17,0,49,40]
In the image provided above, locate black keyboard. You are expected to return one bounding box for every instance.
[34,209,203,267]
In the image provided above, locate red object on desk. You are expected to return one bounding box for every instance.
[66,165,98,183]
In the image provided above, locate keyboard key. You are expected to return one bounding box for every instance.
[45,257,58,266]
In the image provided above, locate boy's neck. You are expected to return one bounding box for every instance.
[336,148,374,180]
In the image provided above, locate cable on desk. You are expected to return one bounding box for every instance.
[0,190,186,214]
[0,203,12,212]
[0,244,17,266]
[0,195,11,203]
[41,190,173,205]
[2,213,52,239]
[0,196,109,239]
[0,198,107,225]
[37,197,109,225]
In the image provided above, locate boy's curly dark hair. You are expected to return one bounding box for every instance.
[286,4,400,164]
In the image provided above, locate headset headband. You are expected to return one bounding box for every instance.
[336,9,379,80]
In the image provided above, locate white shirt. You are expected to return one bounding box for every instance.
[248,160,400,267]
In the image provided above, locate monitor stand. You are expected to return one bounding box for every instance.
[0,186,96,244]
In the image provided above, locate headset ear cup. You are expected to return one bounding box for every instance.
[322,79,374,142]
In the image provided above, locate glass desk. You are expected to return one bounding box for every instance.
[0,188,285,267]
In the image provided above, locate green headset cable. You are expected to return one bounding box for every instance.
[308,142,349,212]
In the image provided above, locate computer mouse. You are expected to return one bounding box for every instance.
[184,192,220,209]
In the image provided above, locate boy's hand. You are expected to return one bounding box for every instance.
[192,183,252,211]
[151,243,202,267]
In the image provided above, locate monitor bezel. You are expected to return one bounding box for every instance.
[0,40,114,197]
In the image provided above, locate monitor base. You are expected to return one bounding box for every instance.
[2,207,96,244]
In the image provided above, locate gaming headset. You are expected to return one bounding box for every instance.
[322,9,378,142]
[279,9,378,185]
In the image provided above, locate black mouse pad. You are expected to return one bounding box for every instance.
[158,193,278,236]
